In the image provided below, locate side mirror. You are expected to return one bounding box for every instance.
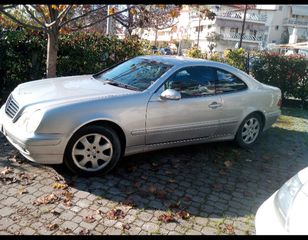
[160,89,181,100]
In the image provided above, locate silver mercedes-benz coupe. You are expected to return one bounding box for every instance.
[0,56,281,175]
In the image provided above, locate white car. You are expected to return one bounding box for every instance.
[255,167,308,234]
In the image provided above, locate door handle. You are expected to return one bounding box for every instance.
[208,102,222,109]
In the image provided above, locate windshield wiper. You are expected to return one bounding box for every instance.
[104,80,140,91]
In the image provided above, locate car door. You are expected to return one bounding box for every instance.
[145,66,223,145]
[214,68,249,136]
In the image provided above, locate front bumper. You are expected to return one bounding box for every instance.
[255,190,288,235]
[0,105,65,164]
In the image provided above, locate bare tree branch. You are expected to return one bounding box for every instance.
[23,5,46,29]
[31,5,49,23]
[56,5,73,26]
[68,7,130,32]
[0,9,43,31]
[59,5,107,28]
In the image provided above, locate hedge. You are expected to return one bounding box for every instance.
[251,52,308,107]
[0,29,148,95]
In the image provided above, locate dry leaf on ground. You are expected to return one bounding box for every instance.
[177,210,190,220]
[1,166,13,175]
[83,215,96,223]
[106,208,126,220]
[52,182,68,190]
[158,213,175,223]
[224,160,233,168]
[46,223,59,231]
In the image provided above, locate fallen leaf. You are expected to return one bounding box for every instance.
[126,164,137,172]
[79,229,91,235]
[83,215,96,223]
[224,160,233,168]
[33,193,59,205]
[121,199,136,208]
[51,210,61,216]
[122,223,131,230]
[46,223,59,231]
[133,181,142,188]
[52,182,68,190]
[106,209,126,220]
[168,179,177,183]
[8,155,22,163]
[62,227,72,234]
[155,190,167,199]
[224,224,235,234]
[262,155,271,160]
[158,213,175,223]
[177,210,190,220]
[169,201,180,209]
[151,162,158,167]
[148,185,157,194]
[18,188,28,195]
[1,166,13,175]
[138,190,149,197]
[219,169,226,175]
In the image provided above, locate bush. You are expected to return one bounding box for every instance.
[186,47,203,58]
[0,29,147,94]
[223,48,247,72]
[252,52,308,107]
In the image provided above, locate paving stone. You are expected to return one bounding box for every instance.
[74,191,90,199]
[104,227,122,235]
[2,196,19,205]
[0,207,14,217]
[61,221,78,231]
[186,229,201,235]
[80,221,98,230]
[142,222,159,233]
[20,227,36,235]
[59,210,75,221]
[138,212,153,222]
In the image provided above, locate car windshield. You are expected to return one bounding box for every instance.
[93,58,173,91]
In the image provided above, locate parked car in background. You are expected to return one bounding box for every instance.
[0,56,281,176]
[255,167,308,235]
[160,47,172,55]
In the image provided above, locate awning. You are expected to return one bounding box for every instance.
[291,5,308,17]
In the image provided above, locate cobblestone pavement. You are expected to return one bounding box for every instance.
[0,107,307,235]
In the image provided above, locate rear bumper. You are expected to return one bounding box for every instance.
[264,110,281,131]
[0,105,64,164]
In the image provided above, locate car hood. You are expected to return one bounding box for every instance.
[12,75,135,108]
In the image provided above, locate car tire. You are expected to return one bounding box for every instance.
[64,125,122,176]
[235,113,263,148]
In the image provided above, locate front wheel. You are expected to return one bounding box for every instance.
[235,113,263,148]
[64,125,122,176]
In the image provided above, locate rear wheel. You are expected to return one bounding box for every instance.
[64,125,121,176]
[235,113,263,148]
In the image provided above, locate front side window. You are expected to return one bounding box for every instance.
[94,58,173,91]
[164,66,216,98]
[216,69,247,93]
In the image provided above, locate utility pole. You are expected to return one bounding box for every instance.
[239,4,248,48]
[197,16,201,48]
[106,5,113,35]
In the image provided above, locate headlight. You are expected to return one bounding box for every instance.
[17,109,44,133]
[275,174,303,225]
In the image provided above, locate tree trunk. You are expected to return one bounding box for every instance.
[154,29,158,46]
[46,31,58,78]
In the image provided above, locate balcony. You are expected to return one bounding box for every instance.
[215,11,267,23]
[221,33,263,42]
[283,18,308,28]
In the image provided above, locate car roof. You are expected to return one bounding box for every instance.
[138,55,213,66]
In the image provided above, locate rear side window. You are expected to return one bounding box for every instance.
[215,69,248,94]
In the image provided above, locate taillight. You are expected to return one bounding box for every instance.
[277,98,282,108]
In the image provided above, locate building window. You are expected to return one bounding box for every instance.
[279,6,283,10]
[275,25,279,30]
[220,27,225,33]
[208,25,212,29]
[230,28,239,34]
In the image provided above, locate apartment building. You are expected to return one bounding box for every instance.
[115,5,308,53]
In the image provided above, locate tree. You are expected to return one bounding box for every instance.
[0,4,130,78]
[190,5,216,48]
[111,5,181,43]
[206,32,221,53]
